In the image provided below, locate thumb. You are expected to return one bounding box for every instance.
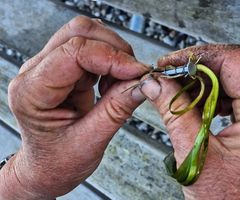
[140,76,202,163]
[73,80,145,149]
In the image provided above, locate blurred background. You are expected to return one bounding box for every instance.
[0,0,238,199]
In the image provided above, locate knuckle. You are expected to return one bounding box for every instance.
[105,97,132,124]
[62,37,87,59]
[124,42,134,54]
[19,53,44,74]
[110,47,121,65]
[67,16,95,34]
[8,76,23,113]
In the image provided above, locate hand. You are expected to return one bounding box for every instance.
[0,16,147,199]
[140,44,240,199]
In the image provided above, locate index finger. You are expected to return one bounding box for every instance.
[20,16,134,73]
[11,37,147,110]
[158,44,240,99]
[158,44,240,75]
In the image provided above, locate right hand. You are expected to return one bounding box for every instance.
[0,16,147,200]
[140,44,240,200]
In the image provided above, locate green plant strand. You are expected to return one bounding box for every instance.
[169,75,205,115]
[164,64,219,186]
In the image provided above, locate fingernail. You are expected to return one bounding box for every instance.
[131,86,146,102]
[140,76,161,101]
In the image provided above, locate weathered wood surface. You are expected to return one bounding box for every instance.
[0,121,20,158]
[0,0,173,133]
[87,126,183,200]
[59,183,107,200]
[0,58,19,131]
[103,0,240,43]
[0,56,183,199]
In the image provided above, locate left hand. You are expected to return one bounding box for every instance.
[140,44,240,200]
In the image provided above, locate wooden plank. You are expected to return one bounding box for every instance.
[0,56,183,199]
[0,121,20,159]
[0,58,19,132]
[87,126,183,200]
[58,182,110,200]
[102,0,240,43]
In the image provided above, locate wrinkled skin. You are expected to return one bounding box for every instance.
[150,45,240,199]
[0,16,147,199]
[0,15,240,199]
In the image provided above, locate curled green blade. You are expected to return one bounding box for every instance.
[169,75,205,115]
[164,64,219,186]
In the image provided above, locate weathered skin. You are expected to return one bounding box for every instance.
[0,14,240,200]
[152,45,240,199]
[0,16,147,199]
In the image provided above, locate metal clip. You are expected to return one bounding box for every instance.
[151,56,199,78]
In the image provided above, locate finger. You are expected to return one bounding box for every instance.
[158,44,240,75]
[158,44,240,102]
[218,98,233,116]
[43,16,134,56]
[217,123,240,152]
[232,99,240,122]
[71,80,146,151]
[9,37,147,111]
[139,75,202,163]
[59,71,98,115]
[60,88,95,117]
[20,16,133,73]
[98,75,118,96]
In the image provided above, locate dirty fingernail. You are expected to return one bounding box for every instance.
[131,86,146,102]
[140,77,161,101]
